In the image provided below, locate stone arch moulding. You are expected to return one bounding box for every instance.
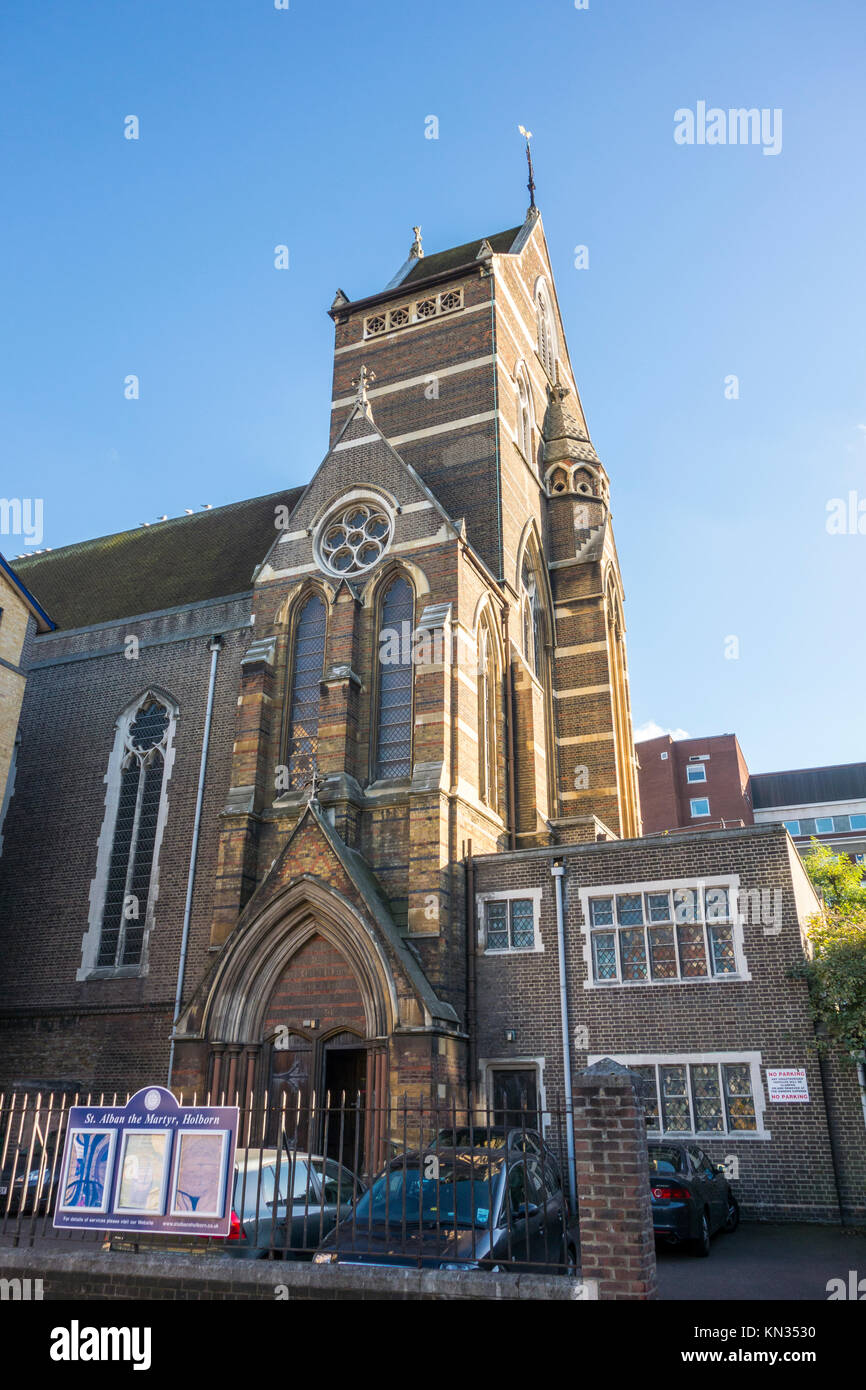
[201,876,399,1047]
[358,554,430,608]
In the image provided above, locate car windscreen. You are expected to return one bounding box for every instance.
[354,1156,503,1229]
[233,1157,310,1216]
[648,1146,685,1175]
[435,1129,507,1150]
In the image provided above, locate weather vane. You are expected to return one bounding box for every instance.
[518,125,536,212]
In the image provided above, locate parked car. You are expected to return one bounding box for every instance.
[313,1146,577,1273]
[222,1147,364,1260]
[0,1139,59,1218]
[434,1126,572,1215]
[107,1147,364,1259]
[648,1140,739,1256]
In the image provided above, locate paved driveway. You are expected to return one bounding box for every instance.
[656,1222,866,1301]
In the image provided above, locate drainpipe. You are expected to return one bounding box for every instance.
[551,859,577,1210]
[465,841,477,1104]
[858,1059,866,1134]
[167,635,223,1088]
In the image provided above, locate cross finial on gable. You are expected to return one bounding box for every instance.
[352,364,376,410]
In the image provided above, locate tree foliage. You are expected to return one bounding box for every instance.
[792,841,866,1059]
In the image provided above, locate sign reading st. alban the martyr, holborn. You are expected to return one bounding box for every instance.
[53,1086,239,1237]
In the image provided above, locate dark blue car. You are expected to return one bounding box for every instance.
[648,1140,739,1256]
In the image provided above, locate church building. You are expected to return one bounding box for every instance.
[2,193,864,1223]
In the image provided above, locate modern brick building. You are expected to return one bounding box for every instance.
[1,201,863,1220]
[751,763,866,867]
[637,732,753,834]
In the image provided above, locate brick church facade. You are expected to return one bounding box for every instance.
[2,204,864,1222]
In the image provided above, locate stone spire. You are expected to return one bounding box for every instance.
[542,382,600,467]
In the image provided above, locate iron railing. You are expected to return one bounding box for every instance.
[0,1089,580,1275]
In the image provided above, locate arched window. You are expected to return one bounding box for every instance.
[535,281,557,379]
[521,555,543,678]
[515,363,535,466]
[286,593,327,788]
[375,576,414,780]
[477,618,498,808]
[96,694,175,969]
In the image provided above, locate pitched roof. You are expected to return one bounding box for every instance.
[13,489,304,632]
[400,226,523,286]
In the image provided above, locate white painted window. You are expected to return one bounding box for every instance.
[579,877,749,987]
[478,889,543,954]
[690,797,711,817]
[686,764,706,784]
[589,1052,768,1138]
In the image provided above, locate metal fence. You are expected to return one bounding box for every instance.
[0,1089,580,1275]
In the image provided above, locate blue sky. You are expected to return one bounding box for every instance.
[2,0,864,774]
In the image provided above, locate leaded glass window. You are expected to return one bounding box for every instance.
[97,696,172,969]
[286,594,326,789]
[723,1063,758,1131]
[485,898,537,952]
[690,1064,724,1133]
[632,1066,660,1129]
[660,1066,691,1132]
[588,883,740,983]
[615,1060,759,1135]
[376,577,414,780]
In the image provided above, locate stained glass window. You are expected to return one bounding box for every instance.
[97,696,171,969]
[287,595,326,789]
[375,577,413,780]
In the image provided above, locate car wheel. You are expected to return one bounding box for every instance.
[693,1210,711,1257]
[724,1195,740,1233]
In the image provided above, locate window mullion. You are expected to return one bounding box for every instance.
[117,753,146,968]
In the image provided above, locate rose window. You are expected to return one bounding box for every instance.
[318,502,393,575]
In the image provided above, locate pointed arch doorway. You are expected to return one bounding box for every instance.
[202,879,398,1177]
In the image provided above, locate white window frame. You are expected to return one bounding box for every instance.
[477,887,543,956]
[588,1051,770,1140]
[578,874,751,988]
[686,764,706,784]
[79,692,178,980]
[690,796,711,817]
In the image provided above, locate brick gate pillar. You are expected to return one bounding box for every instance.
[573,1057,658,1300]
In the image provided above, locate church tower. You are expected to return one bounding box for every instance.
[326,203,641,842]
[169,194,642,1115]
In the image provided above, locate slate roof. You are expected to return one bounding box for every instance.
[750,764,866,810]
[0,553,55,632]
[401,227,523,285]
[13,488,304,632]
